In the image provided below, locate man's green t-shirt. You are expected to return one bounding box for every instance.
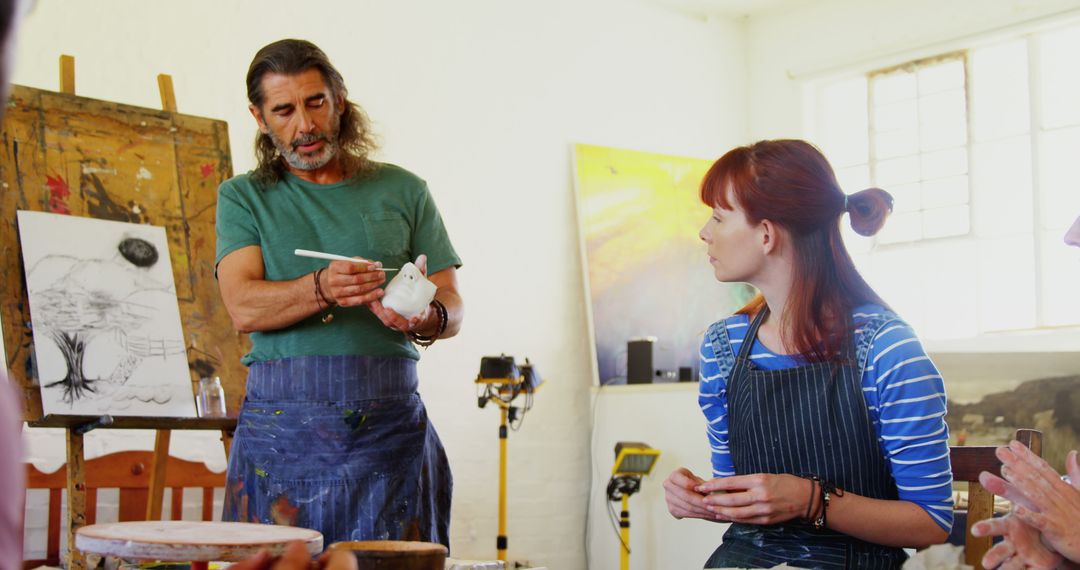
[215,163,461,365]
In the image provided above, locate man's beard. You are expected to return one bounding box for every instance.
[267,122,341,172]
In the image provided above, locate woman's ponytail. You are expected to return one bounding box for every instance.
[845,187,894,237]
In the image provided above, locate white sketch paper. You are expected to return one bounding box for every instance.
[17,211,196,417]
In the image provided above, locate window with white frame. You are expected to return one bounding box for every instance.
[870,54,970,244]
[812,23,1080,339]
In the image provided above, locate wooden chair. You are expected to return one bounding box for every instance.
[950,428,1042,570]
[22,450,226,569]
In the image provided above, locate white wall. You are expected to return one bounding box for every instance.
[12,1,747,568]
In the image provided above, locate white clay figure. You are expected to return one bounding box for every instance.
[381,262,437,319]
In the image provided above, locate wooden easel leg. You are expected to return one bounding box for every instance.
[58,53,86,570]
[146,429,171,520]
[146,76,181,523]
[65,428,87,570]
[59,54,75,95]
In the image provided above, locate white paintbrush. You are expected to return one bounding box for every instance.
[294,249,399,271]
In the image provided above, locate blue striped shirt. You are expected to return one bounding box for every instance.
[698,305,954,532]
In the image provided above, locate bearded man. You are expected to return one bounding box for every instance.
[215,39,462,546]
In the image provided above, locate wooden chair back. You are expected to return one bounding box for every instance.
[950,428,1042,570]
[22,450,226,569]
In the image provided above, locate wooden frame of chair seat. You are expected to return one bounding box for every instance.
[949,428,1043,570]
[23,450,226,569]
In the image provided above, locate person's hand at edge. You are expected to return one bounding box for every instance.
[974,514,1063,570]
[978,443,1080,564]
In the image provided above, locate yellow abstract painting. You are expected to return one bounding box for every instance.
[574,144,753,385]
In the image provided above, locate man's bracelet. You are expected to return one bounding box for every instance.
[409,299,448,347]
[313,267,336,324]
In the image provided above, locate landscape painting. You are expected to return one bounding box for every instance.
[946,374,1079,474]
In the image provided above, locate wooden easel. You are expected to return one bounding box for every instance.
[21,55,238,570]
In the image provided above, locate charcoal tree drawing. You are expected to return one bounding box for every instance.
[17,211,197,417]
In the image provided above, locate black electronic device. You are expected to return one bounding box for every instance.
[627,337,655,384]
[479,355,518,380]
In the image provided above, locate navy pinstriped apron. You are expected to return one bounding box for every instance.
[222,355,452,548]
[704,308,906,569]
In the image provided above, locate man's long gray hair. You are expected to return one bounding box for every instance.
[246,39,378,184]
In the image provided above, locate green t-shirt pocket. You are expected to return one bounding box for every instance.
[361,211,409,259]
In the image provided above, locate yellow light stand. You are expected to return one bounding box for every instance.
[476,355,541,563]
[613,442,661,477]
[607,442,660,570]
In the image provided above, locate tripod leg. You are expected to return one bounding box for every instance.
[498,406,508,561]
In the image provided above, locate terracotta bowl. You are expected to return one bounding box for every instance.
[328,541,447,570]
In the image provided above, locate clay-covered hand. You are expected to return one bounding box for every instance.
[973,513,1063,570]
[697,472,809,525]
[663,467,718,521]
[978,442,1080,564]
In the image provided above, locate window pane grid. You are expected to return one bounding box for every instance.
[812,24,1080,336]
[869,54,971,244]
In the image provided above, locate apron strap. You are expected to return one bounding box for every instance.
[735,305,770,363]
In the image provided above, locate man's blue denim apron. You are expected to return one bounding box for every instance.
[222,355,452,548]
[703,308,907,569]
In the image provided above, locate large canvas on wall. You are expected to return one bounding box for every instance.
[17,210,196,417]
[574,144,753,385]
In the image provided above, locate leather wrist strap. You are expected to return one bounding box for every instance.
[313,268,336,324]
[409,298,448,347]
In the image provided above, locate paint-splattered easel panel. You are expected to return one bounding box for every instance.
[0,84,246,420]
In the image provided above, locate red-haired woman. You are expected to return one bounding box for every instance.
[663,140,953,569]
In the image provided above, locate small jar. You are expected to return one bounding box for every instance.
[196,376,227,418]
